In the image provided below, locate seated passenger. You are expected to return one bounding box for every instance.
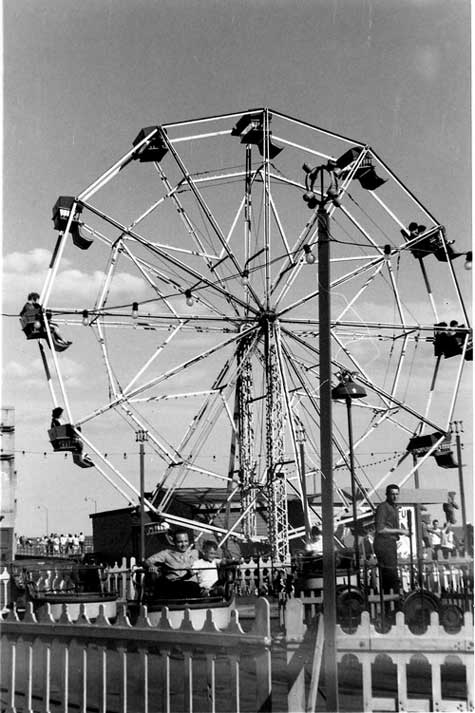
[144,529,201,599]
[19,292,72,350]
[51,406,64,428]
[192,540,223,596]
[20,292,43,335]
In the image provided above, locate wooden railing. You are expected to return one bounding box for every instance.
[336,609,474,713]
[1,597,473,712]
[1,598,273,713]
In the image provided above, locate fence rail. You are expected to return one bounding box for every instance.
[1,599,273,713]
[1,597,473,712]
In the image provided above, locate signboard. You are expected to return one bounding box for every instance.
[145,522,170,536]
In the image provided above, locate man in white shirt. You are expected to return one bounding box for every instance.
[428,519,442,559]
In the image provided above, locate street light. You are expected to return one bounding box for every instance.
[316,192,339,711]
[295,423,311,541]
[136,430,149,562]
[37,505,49,535]
[332,371,367,589]
[84,496,97,513]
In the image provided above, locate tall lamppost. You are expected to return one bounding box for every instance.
[317,199,339,712]
[451,420,468,552]
[136,430,149,562]
[295,422,311,541]
[37,505,49,535]
[331,371,367,589]
[84,496,97,513]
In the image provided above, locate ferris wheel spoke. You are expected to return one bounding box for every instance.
[124,323,258,404]
[334,262,385,323]
[155,162,253,314]
[160,130,253,284]
[122,322,185,395]
[278,251,387,320]
[82,198,260,317]
[119,243,182,318]
[117,403,183,464]
[154,343,258,506]
[272,210,321,303]
[93,321,122,400]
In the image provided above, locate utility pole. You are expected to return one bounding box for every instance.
[451,421,468,552]
[318,201,339,712]
[136,430,149,562]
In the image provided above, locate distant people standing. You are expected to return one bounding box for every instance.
[79,532,85,554]
[441,523,455,559]
[67,533,74,554]
[443,492,459,525]
[52,533,60,555]
[59,533,67,554]
[428,519,442,559]
[72,533,80,554]
[373,484,409,598]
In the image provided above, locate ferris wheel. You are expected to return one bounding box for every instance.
[24,108,472,563]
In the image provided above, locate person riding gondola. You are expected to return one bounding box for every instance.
[192,540,223,596]
[144,529,201,600]
[20,292,72,351]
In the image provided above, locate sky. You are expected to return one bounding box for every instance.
[2,0,472,538]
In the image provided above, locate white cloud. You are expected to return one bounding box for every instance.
[4,248,56,274]
[3,356,84,389]
[50,268,149,304]
[3,248,150,311]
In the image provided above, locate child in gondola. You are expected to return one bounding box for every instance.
[192,540,222,596]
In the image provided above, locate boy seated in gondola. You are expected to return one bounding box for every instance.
[192,540,223,596]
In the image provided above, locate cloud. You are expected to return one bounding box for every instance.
[50,268,149,304]
[3,356,84,389]
[4,248,56,274]
[3,248,150,310]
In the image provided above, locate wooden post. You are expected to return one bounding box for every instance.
[285,598,307,712]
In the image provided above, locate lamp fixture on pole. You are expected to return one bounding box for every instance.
[84,496,97,514]
[136,429,149,563]
[332,371,367,589]
[295,422,312,541]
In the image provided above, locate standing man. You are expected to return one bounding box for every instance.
[374,484,409,598]
[145,529,201,599]
[428,519,442,560]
